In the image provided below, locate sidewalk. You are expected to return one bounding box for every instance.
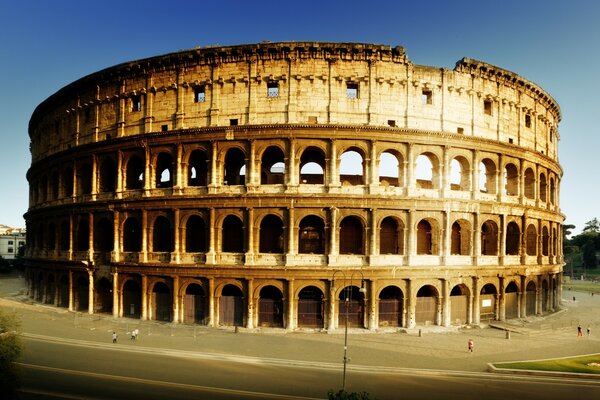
[2,272,599,374]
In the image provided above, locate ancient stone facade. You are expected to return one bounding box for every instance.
[24,42,564,330]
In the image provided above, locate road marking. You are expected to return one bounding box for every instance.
[17,362,323,400]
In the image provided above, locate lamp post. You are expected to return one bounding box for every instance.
[331,270,366,391]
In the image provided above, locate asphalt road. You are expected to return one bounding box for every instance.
[17,335,600,400]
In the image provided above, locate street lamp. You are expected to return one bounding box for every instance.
[331,270,367,391]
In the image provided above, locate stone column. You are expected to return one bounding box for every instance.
[88,212,94,262]
[406,143,415,191]
[519,275,527,318]
[498,276,505,321]
[141,274,148,320]
[497,153,504,202]
[209,141,218,191]
[116,150,123,199]
[471,150,479,198]
[208,277,215,327]
[328,280,336,330]
[441,208,450,264]
[87,269,94,315]
[68,270,74,312]
[175,142,183,192]
[141,210,148,263]
[247,139,256,189]
[499,214,506,265]
[286,207,296,266]
[441,278,450,327]
[441,146,449,196]
[69,214,74,261]
[368,140,378,192]
[173,209,181,264]
[328,139,340,187]
[206,208,216,264]
[112,271,119,318]
[406,209,415,264]
[113,210,120,263]
[91,154,98,201]
[144,145,151,195]
[286,138,297,188]
[472,277,480,325]
[328,207,338,265]
[246,278,254,329]
[369,279,377,330]
[472,212,480,266]
[287,279,295,330]
[172,275,180,323]
[369,208,378,261]
[406,278,415,328]
[245,208,255,265]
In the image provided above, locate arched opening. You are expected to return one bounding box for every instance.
[188,150,208,187]
[415,153,439,189]
[542,226,549,256]
[58,275,69,308]
[450,156,470,191]
[415,285,438,325]
[450,285,469,325]
[504,163,518,196]
[526,224,537,256]
[379,151,402,187]
[339,149,364,186]
[76,218,89,251]
[258,285,284,327]
[552,227,558,256]
[549,177,556,205]
[125,154,144,190]
[526,281,536,316]
[378,286,403,327]
[45,274,55,304]
[74,276,89,311]
[260,146,285,185]
[480,284,497,321]
[123,217,141,252]
[450,220,470,255]
[339,216,364,255]
[379,217,404,255]
[539,173,547,202]
[99,157,117,193]
[152,216,173,252]
[259,215,284,253]
[94,217,114,252]
[47,222,56,251]
[541,280,549,312]
[338,286,365,328]
[416,219,434,255]
[481,220,498,256]
[39,175,47,203]
[505,281,519,319]
[59,221,70,251]
[298,216,325,254]
[122,280,141,318]
[184,283,206,324]
[222,215,244,253]
[156,152,174,188]
[524,168,535,199]
[219,284,244,326]
[152,282,172,322]
[223,148,246,185]
[185,215,207,253]
[506,222,520,255]
[78,163,93,195]
[64,166,74,197]
[95,278,113,314]
[299,147,326,184]
[50,171,59,200]
[297,286,324,328]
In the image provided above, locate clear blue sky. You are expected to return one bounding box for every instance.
[0,0,597,235]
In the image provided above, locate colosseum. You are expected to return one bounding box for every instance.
[24,42,564,330]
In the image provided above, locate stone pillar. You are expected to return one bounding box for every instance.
[328,280,336,330]
[245,208,255,265]
[497,153,504,203]
[246,278,254,329]
[206,208,216,264]
[369,208,378,260]
[144,145,151,195]
[208,277,215,327]
[368,140,378,192]
[112,210,120,263]
[68,270,74,311]
[88,212,94,262]
[406,209,415,264]
[328,139,340,187]
[116,150,123,198]
[87,269,94,315]
[441,146,449,196]
[69,214,74,261]
[112,271,119,318]
[472,277,480,325]
[172,275,180,323]
[141,210,148,263]
[141,274,148,320]
[287,279,295,330]
[286,138,297,188]
[499,214,506,265]
[173,208,181,264]
[519,275,527,318]
[471,150,479,198]
[369,279,377,330]
[441,278,450,327]
[406,278,416,328]
[91,154,98,201]
[406,143,415,191]
[286,207,296,265]
[247,139,256,189]
[209,141,218,190]
[175,142,183,192]
[498,276,505,321]
[472,212,480,266]
[441,208,450,264]
[328,207,338,265]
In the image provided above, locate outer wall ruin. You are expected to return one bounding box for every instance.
[24,42,564,330]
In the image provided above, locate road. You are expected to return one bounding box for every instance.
[17,335,600,400]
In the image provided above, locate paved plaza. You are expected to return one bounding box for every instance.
[1,272,599,374]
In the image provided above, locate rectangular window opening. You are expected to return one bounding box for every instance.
[267,81,279,98]
[509,138,514,144]
[194,86,206,103]
[346,82,359,99]
[525,114,532,128]
[308,116,318,124]
[230,119,238,126]
[457,127,464,134]
[161,124,168,132]
[484,100,492,115]
[421,90,432,105]
[388,120,396,127]
[132,95,141,112]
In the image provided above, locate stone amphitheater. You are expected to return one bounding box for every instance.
[24,42,564,331]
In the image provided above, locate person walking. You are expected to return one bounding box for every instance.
[112,331,118,343]
[588,326,591,336]
[577,325,583,337]
[468,339,474,352]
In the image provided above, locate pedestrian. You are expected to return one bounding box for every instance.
[577,325,583,337]
[112,331,117,343]
[133,328,139,341]
[573,296,576,302]
[468,338,474,352]
[588,326,591,336]
[130,330,135,340]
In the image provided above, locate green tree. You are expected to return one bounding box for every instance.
[0,310,22,398]
[583,218,600,234]
[582,239,598,269]
[328,390,372,400]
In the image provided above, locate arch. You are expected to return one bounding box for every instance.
[378,286,404,327]
[552,227,558,256]
[379,151,402,187]
[339,216,364,255]
[258,285,284,327]
[542,226,550,256]
[219,284,244,326]
[379,217,404,255]
[260,146,285,185]
[47,222,56,251]
[64,166,74,197]
[526,224,537,256]
[94,217,114,252]
[450,220,471,255]
[526,281,537,316]
[416,219,436,255]
[297,286,324,328]
[224,147,246,185]
[152,216,173,252]
[299,146,326,184]
[259,214,284,253]
[504,163,518,196]
[480,283,497,321]
[450,156,470,191]
[185,215,207,253]
[541,279,549,312]
[481,220,498,256]
[58,274,69,308]
[45,273,56,304]
[78,163,93,195]
[59,221,70,251]
[122,280,141,318]
[125,154,145,190]
[222,215,244,253]
[549,177,556,205]
[524,168,535,199]
[187,149,208,187]
[506,222,520,255]
[152,281,172,321]
[450,284,470,325]
[415,285,438,325]
[415,153,439,189]
[50,171,59,200]
[123,217,141,252]
[298,215,325,254]
[95,277,113,314]
[99,157,117,193]
[74,275,89,311]
[539,173,547,202]
[156,152,174,188]
[75,218,89,251]
[339,149,364,186]
[338,285,365,328]
[505,281,519,319]
[184,283,206,324]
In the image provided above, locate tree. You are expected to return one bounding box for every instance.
[0,310,22,398]
[582,239,598,269]
[563,224,575,239]
[583,218,600,234]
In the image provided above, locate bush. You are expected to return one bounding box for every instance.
[0,310,22,399]
[328,389,373,400]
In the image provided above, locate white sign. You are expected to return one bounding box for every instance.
[482,299,492,307]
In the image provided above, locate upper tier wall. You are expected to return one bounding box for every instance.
[28,42,561,163]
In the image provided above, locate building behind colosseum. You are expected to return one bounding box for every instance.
[24,42,564,330]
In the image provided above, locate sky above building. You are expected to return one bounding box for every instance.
[0,0,598,235]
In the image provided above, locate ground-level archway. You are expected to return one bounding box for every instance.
[297,286,324,328]
[258,285,284,327]
[94,277,113,314]
[219,284,244,327]
[450,284,469,325]
[378,286,403,327]
[480,284,497,321]
[415,285,438,325]
[122,280,141,319]
[184,283,206,324]
[338,286,365,328]
[152,282,172,322]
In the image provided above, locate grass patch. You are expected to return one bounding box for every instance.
[563,282,600,293]
[494,355,600,374]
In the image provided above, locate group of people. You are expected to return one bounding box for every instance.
[577,324,591,337]
[111,328,140,343]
